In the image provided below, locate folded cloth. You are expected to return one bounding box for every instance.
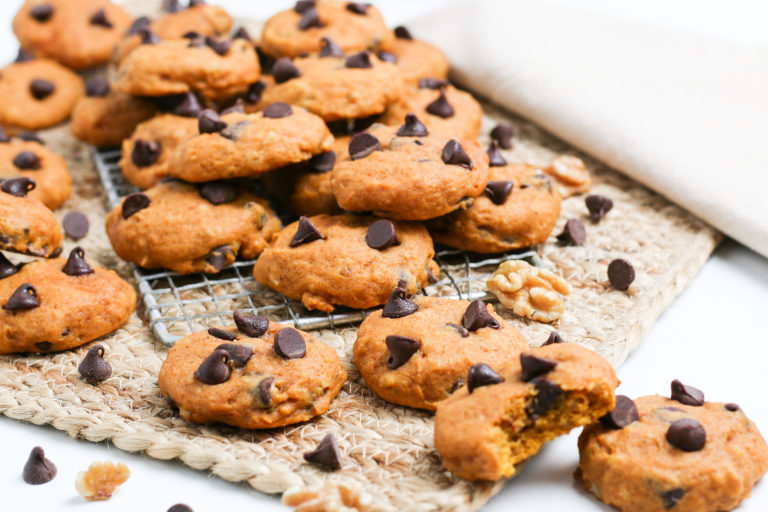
[409,0,768,258]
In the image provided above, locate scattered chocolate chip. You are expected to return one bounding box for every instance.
[290,216,325,247]
[526,378,563,418]
[366,219,400,250]
[272,58,301,83]
[660,488,685,509]
[0,253,19,280]
[484,180,513,205]
[22,447,56,485]
[394,25,413,40]
[245,81,266,103]
[62,211,89,240]
[233,311,269,338]
[78,344,112,382]
[319,37,343,58]
[543,331,564,346]
[461,299,500,331]
[520,353,558,382]
[348,132,381,160]
[220,99,245,116]
[490,122,515,149]
[487,140,507,167]
[85,76,110,97]
[346,2,369,14]
[35,342,52,351]
[131,139,161,167]
[198,109,227,134]
[274,328,306,359]
[139,28,160,45]
[303,433,342,470]
[208,327,236,341]
[128,16,150,35]
[15,48,34,63]
[194,349,232,384]
[17,131,44,144]
[256,376,274,406]
[377,51,396,63]
[263,102,293,119]
[256,47,276,74]
[599,395,639,429]
[585,194,613,222]
[29,4,54,22]
[385,335,421,369]
[167,505,193,512]
[467,363,504,393]
[205,36,231,56]
[232,27,251,41]
[426,90,455,118]
[171,92,202,117]
[13,151,41,170]
[121,192,151,219]
[294,0,316,13]
[3,283,40,311]
[446,323,469,337]
[89,9,112,28]
[206,245,234,271]
[345,51,372,69]
[418,78,448,90]
[725,403,740,412]
[556,218,586,245]
[298,7,322,30]
[2,177,36,197]
[199,181,237,205]
[670,379,704,406]
[382,283,417,318]
[666,418,706,451]
[308,151,336,172]
[607,259,635,291]
[62,247,94,277]
[397,113,428,137]
[441,139,472,168]
[0,126,9,143]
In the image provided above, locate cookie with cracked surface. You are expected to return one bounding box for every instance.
[0,179,62,257]
[379,29,449,83]
[158,319,347,428]
[252,214,439,312]
[12,0,132,69]
[428,163,561,253]
[354,296,527,410]
[0,59,84,132]
[434,343,618,481]
[260,0,392,58]
[576,394,768,512]
[0,138,71,210]
[331,122,489,220]
[105,180,281,274]
[0,247,136,354]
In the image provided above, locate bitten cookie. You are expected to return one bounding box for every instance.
[105,180,281,274]
[12,0,132,69]
[0,177,62,257]
[158,315,347,429]
[379,26,449,83]
[331,120,489,220]
[252,214,439,312]
[434,343,618,481]
[354,296,527,410]
[0,137,72,210]
[577,390,768,512]
[0,247,136,354]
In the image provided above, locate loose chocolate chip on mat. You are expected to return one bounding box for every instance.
[290,216,325,247]
[22,447,56,485]
[484,180,513,205]
[167,505,193,512]
[128,16,150,35]
[294,0,316,12]
[487,140,507,167]
[233,311,269,338]
[194,349,232,385]
[670,379,704,406]
[256,47,276,74]
[298,7,323,30]
[303,433,342,470]
[585,194,613,222]
[199,181,237,205]
[29,79,54,100]
[263,102,293,118]
[13,151,41,170]
[172,92,202,117]
[208,327,236,341]
[2,177,36,197]
[139,28,160,45]
[0,253,19,280]
[257,376,274,407]
[725,403,740,412]
[319,37,343,58]
[520,353,558,382]
[467,363,504,393]
[15,48,34,63]
[205,37,231,56]
[206,245,234,271]
[426,90,454,118]
[89,9,112,28]
[526,378,563,419]
[121,192,150,219]
[441,139,472,169]
[348,132,381,160]
[666,418,706,451]
[345,51,372,69]
[461,299,500,331]
[394,25,413,40]
[274,328,307,359]
[556,218,586,245]
[377,51,396,63]
[490,122,515,149]
[17,131,44,144]
[131,139,161,167]
[63,211,89,240]
[232,27,251,41]
[660,489,685,509]
[385,335,421,369]
[607,258,635,291]
[198,109,227,134]
[600,395,639,429]
[29,4,54,22]
[542,331,564,346]
[308,150,336,172]
[78,345,112,382]
[446,323,469,337]
[84,76,110,97]
[245,81,266,104]
[346,2,370,15]
[366,219,400,250]
[220,99,245,115]
[382,283,418,318]
[62,247,94,277]
[3,283,40,311]
[273,58,301,83]
[397,113,428,137]
[419,78,448,90]
[215,343,253,368]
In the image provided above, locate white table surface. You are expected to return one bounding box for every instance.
[2,1,767,510]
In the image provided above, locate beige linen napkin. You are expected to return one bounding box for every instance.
[409,0,768,257]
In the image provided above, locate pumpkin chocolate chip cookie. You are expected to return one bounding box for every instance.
[0,177,62,257]
[0,136,71,210]
[379,25,450,84]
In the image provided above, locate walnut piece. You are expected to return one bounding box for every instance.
[487,260,571,323]
[75,461,130,501]
[543,155,591,198]
[283,481,373,512]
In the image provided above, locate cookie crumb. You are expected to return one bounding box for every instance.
[75,461,130,501]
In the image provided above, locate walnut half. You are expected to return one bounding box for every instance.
[75,461,130,501]
[543,155,591,198]
[487,260,571,323]
[283,481,373,512]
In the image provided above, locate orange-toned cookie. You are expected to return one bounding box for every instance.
[379,26,449,84]
[0,136,71,210]
[0,177,62,257]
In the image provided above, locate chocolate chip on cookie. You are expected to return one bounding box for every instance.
[394,25,413,40]
[319,37,343,57]
[526,378,563,418]
[599,395,639,429]
[0,253,20,280]
[199,181,237,205]
[194,348,232,385]
[233,311,269,338]
[345,50,372,69]
[385,334,421,369]
[490,122,515,149]
[556,218,586,245]
[520,353,558,382]
[607,258,635,291]
[484,180,513,205]
[366,219,400,250]
[273,58,301,83]
[89,9,113,29]
[670,379,705,406]
[487,140,507,167]
[3,283,40,311]
[298,6,322,30]
[245,81,267,104]
[1,177,36,197]
[207,327,236,341]
[13,151,41,170]
[441,139,472,168]
[29,4,54,23]
[205,36,231,56]
[290,216,326,247]
[426,90,454,118]
[543,331,564,346]
[303,433,342,470]
[216,343,254,368]
[172,93,203,117]
[263,102,293,119]
[274,328,306,359]
[62,247,94,277]
[419,78,448,89]
[467,363,504,393]
[232,26,251,41]
[382,282,418,318]
[78,344,112,383]
[397,113,428,137]
[121,192,151,219]
[29,79,55,100]
[348,132,381,160]
[308,150,336,172]
[461,299,500,331]
[85,76,110,97]
[198,109,227,134]
[666,418,706,452]
[132,140,162,167]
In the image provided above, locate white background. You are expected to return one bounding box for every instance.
[2,1,768,510]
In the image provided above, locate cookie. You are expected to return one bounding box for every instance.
[0,247,136,354]
[0,59,84,132]
[260,1,393,58]
[428,162,562,253]
[354,296,527,410]
[158,315,347,429]
[379,82,483,139]
[168,107,333,182]
[0,137,72,210]
[12,0,132,69]
[434,343,618,481]
[331,121,490,220]
[252,214,439,312]
[379,26,449,83]
[105,179,282,274]
[0,178,62,257]
[577,393,768,512]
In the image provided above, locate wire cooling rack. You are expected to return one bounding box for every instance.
[95,148,540,346]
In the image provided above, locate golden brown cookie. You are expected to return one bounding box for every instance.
[577,392,768,512]
[252,214,439,312]
[434,343,618,481]
[0,247,136,354]
[260,1,393,58]
[12,0,132,69]
[105,179,281,274]
[0,177,62,257]
[354,296,527,410]
[168,106,333,182]
[0,59,84,132]
[0,137,71,210]
[158,315,347,429]
[331,121,489,220]
[379,26,449,84]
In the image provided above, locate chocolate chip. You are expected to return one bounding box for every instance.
[2,177,36,197]
[397,113,428,137]
[128,16,150,35]
[232,27,251,41]
[206,245,234,271]
[446,323,469,337]
[319,37,343,58]
[427,267,438,284]
[366,219,400,250]
[272,58,301,83]
[167,505,193,512]
[78,344,112,382]
[303,433,342,470]
[35,341,52,351]
[62,211,89,240]
[599,395,639,429]
[426,90,454,118]
[198,109,226,134]
[163,0,182,12]
[348,132,381,160]
[208,327,236,341]
[83,77,109,98]
[461,299,500,331]
[212,343,252,370]
[419,78,448,90]
[245,81,266,103]
[585,194,613,222]
[345,51,372,69]
[194,348,232,384]
[233,311,269,338]
[394,25,413,40]
[139,28,160,45]
[346,2,370,14]
[660,488,685,509]
[666,418,706,451]
[29,4,54,22]
[607,259,635,291]
[13,151,41,170]
[274,328,306,359]
[256,47,275,74]
[220,99,245,116]
[62,247,94,277]
[467,363,504,393]
[290,216,325,247]
[382,283,418,318]
[308,151,336,172]
[543,331,564,346]
[385,335,421,369]
[298,7,322,30]
[121,192,150,220]
[188,0,206,6]
[520,353,558,382]
[17,132,44,144]
[256,376,274,407]
[484,180,513,205]
[199,181,237,205]
[294,0,316,13]
[22,447,56,485]
[441,139,472,169]
[89,9,112,28]
[556,218,586,245]
[15,48,34,63]
[263,102,293,119]
[0,126,9,143]
[487,140,507,167]
[526,378,562,418]
[3,283,40,311]
[0,253,19,280]
[490,122,515,149]
[670,379,704,406]
[725,403,740,412]
[377,51,396,63]
[132,140,161,168]
[205,37,231,56]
